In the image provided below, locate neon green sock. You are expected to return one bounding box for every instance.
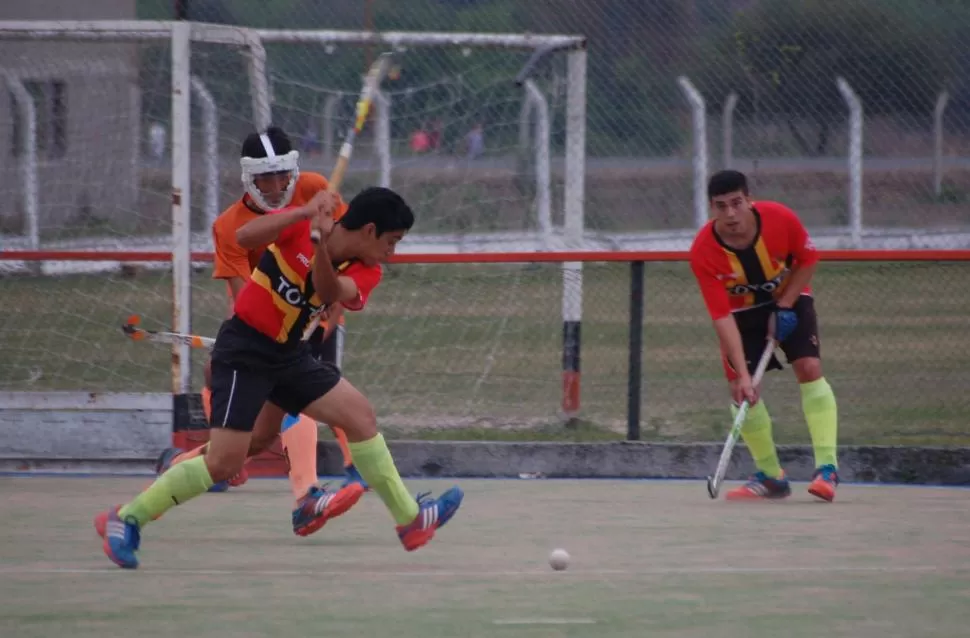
[118,456,214,527]
[801,377,839,468]
[348,434,419,526]
[733,400,782,479]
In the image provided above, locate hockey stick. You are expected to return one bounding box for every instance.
[123,308,332,351]
[310,51,395,244]
[706,338,777,499]
[122,315,214,349]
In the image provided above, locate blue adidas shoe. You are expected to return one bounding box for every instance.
[98,507,141,569]
[341,463,369,491]
[396,486,464,551]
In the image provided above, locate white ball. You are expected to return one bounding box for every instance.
[549,548,570,571]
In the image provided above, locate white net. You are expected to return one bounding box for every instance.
[0,28,263,256]
[263,43,570,245]
[0,23,583,417]
[0,37,158,249]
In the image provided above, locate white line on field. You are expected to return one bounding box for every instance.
[494,618,596,626]
[0,564,966,578]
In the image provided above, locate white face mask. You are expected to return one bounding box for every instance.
[239,133,300,211]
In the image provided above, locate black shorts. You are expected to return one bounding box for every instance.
[208,316,342,432]
[724,295,821,380]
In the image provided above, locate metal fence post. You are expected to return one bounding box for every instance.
[627,260,645,441]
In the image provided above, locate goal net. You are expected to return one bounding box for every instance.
[0,21,589,431]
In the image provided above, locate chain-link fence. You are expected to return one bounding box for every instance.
[5,0,969,248]
[2,254,967,446]
[0,2,968,446]
[130,0,970,241]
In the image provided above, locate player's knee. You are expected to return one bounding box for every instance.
[204,450,247,482]
[793,357,822,383]
[329,390,377,442]
[249,428,279,456]
[251,404,285,448]
[342,399,378,441]
[202,433,249,481]
[302,380,377,442]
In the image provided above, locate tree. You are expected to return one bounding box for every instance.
[696,0,952,155]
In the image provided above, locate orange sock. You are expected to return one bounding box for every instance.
[201,386,212,424]
[280,414,319,504]
[330,425,353,468]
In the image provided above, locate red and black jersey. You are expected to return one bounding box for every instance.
[689,201,819,321]
[233,207,382,345]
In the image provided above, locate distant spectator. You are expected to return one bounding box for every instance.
[410,128,431,154]
[428,118,443,152]
[301,123,320,155]
[465,122,484,159]
[149,122,166,162]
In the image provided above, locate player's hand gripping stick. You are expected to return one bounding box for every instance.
[772,306,799,343]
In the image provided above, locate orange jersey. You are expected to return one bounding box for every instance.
[211,171,349,327]
[212,171,345,282]
[689,201,819,321]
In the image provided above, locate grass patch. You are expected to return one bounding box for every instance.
[2,261,969,444]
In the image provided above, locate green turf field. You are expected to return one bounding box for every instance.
[1,260,968,444]
[1,477,969,638]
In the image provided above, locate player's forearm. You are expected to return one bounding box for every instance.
[713,316,750,381]
[236,208,309,249]
[312,242,342,305]
[776,263,816,308]
[322,305,344,341]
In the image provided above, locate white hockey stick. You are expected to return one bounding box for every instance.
[122,315,214,349]
[309,52,394,244]
[124,310,335,351]
[706,338,777,499]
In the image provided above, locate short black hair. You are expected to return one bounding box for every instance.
[340,186,414,236]
[707,170,749,200]
[241,126,292,158]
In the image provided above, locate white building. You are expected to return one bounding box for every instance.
[0,0,140,237]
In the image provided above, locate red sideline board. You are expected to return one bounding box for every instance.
[172,394,291,477]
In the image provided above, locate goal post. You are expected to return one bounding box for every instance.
[0,20,588,413]
[0,19,272,396]
[250,26,588,417]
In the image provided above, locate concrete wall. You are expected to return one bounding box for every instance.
[0,393,170,473]
[2,392,969,486]
[0,0,140,236]
[314,441,970,485]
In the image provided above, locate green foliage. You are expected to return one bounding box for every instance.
[134,0,969,155]
[697,0,955,118]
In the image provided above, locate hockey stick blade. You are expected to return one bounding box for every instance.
[706,338,777,499]
[122,318,215,349]
[707,400,751,499]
